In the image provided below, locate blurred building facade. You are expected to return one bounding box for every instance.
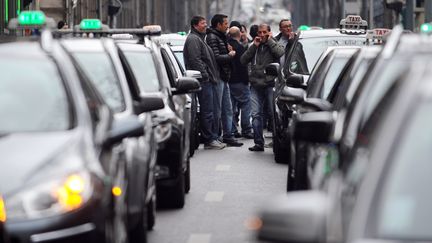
[1,0,213,34]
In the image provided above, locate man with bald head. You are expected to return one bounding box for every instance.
[227,26,253,139]
[240,23,284,151]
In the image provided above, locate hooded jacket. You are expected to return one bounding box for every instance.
[183,28,220,83]
[240,38,284,88]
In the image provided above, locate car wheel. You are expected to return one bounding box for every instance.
[273,132,290,164]
[294,142,309,190]
[147,193,156,230]
[184,159,191,193]
[129,201,148,243]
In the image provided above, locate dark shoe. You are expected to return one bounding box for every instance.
[242,133,254,139]
[248,145,264,152]
[223,138,244,147]
[234,132,242,138]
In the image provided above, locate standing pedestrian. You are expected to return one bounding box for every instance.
[275,19,296,65]
[240,24,284,151]
[183,16,226,150]
[227,26,253,139]
[206,14,243,147]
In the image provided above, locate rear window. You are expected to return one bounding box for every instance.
[73,52,126,113]
[0,58,71,133]
[123,51,160,93]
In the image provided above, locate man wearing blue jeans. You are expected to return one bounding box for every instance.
[183,16,226,150]
[240,24,284,151]
[206,14,243,147]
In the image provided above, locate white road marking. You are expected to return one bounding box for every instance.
[215,164,231,171]
[204,191,225,202]
[187,234,212,243]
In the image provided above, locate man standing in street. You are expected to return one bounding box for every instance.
[227,26,253,139]
[275,19,296,65]
[183,16,226,150]
[241,24,285,151]
[206,14,243,147]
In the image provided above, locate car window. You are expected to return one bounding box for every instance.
[0,58,71,133]
[161,48,178,87]
[375,102,432,239]
[174,51,185,70]
[321,57,351,99]
[72,52,126,113]
[123,51,160,93]
[291,37,364,75]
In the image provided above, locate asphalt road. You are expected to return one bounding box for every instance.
[148,133,287,243]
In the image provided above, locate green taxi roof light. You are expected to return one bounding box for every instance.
[18,11,46,26]
[80,19,102,30]
[177,31,187,36]
[421,23,432,33]
[298,25,311,31]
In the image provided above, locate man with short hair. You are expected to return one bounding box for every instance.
[241,24,284,151]
[183,16,226,150]
[206,14,243,147]
[275,19,296,64]
[227,26,253,139]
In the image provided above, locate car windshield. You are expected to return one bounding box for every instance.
[73,52,126,113]
[0,58,71,133]
[123,51,160,93]
[376,102,432,240]
[291,36,365,75]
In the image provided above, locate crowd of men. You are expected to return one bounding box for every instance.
[183,14,295,152]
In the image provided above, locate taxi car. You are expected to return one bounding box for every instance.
[268,15,368,165]
[56,19,164,242]
[258,26,432,243]
[0,12,162,243]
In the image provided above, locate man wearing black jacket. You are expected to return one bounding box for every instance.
[227,26,253,139]
[206,14,243,147]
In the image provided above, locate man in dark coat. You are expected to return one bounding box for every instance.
[183,16,226,150]
[206,14,243,147]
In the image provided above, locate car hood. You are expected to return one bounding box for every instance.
[0,131,87,196]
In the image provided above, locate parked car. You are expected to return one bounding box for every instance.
[258,27,432,243]
[1,13,162,243]
[58,20,163,242]
[270,16,368,165]
[113,29,200,208]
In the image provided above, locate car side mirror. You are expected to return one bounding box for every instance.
[104,115,144,147]
[286,73,305,88]
[173,77,201,95]
[185,70,202,79]
[258,191,328,243]
[300,98,333,112]
[265,63,279,78]
[134,95,165,114]
[279,86,305,104]
[293,111,336,143]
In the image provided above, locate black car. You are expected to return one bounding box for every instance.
[270,17,368,165]
[0,15,161,243]
[113,30,199,208]
[59,32,163,242]
[258,28,432,243]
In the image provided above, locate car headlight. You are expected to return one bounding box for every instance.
[5,172,93,220]
[0,195,6,222]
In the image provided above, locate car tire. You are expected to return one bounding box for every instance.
[157,172,185,209]
[129,200,148,243]
[147,193,156,230]
[184,159,191,193]
[294,142,309,190]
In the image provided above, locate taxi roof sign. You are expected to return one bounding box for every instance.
[80,19,102,30]
[340,15,368,30]
[18,11,46,26]
[366,28,391,44]
[420,23,432,33]
[143,25,162,35]
[298,25,311,31]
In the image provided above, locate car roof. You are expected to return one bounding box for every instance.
[116,42,151,52]
[61,38,105,52]
[298,28,366,39]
